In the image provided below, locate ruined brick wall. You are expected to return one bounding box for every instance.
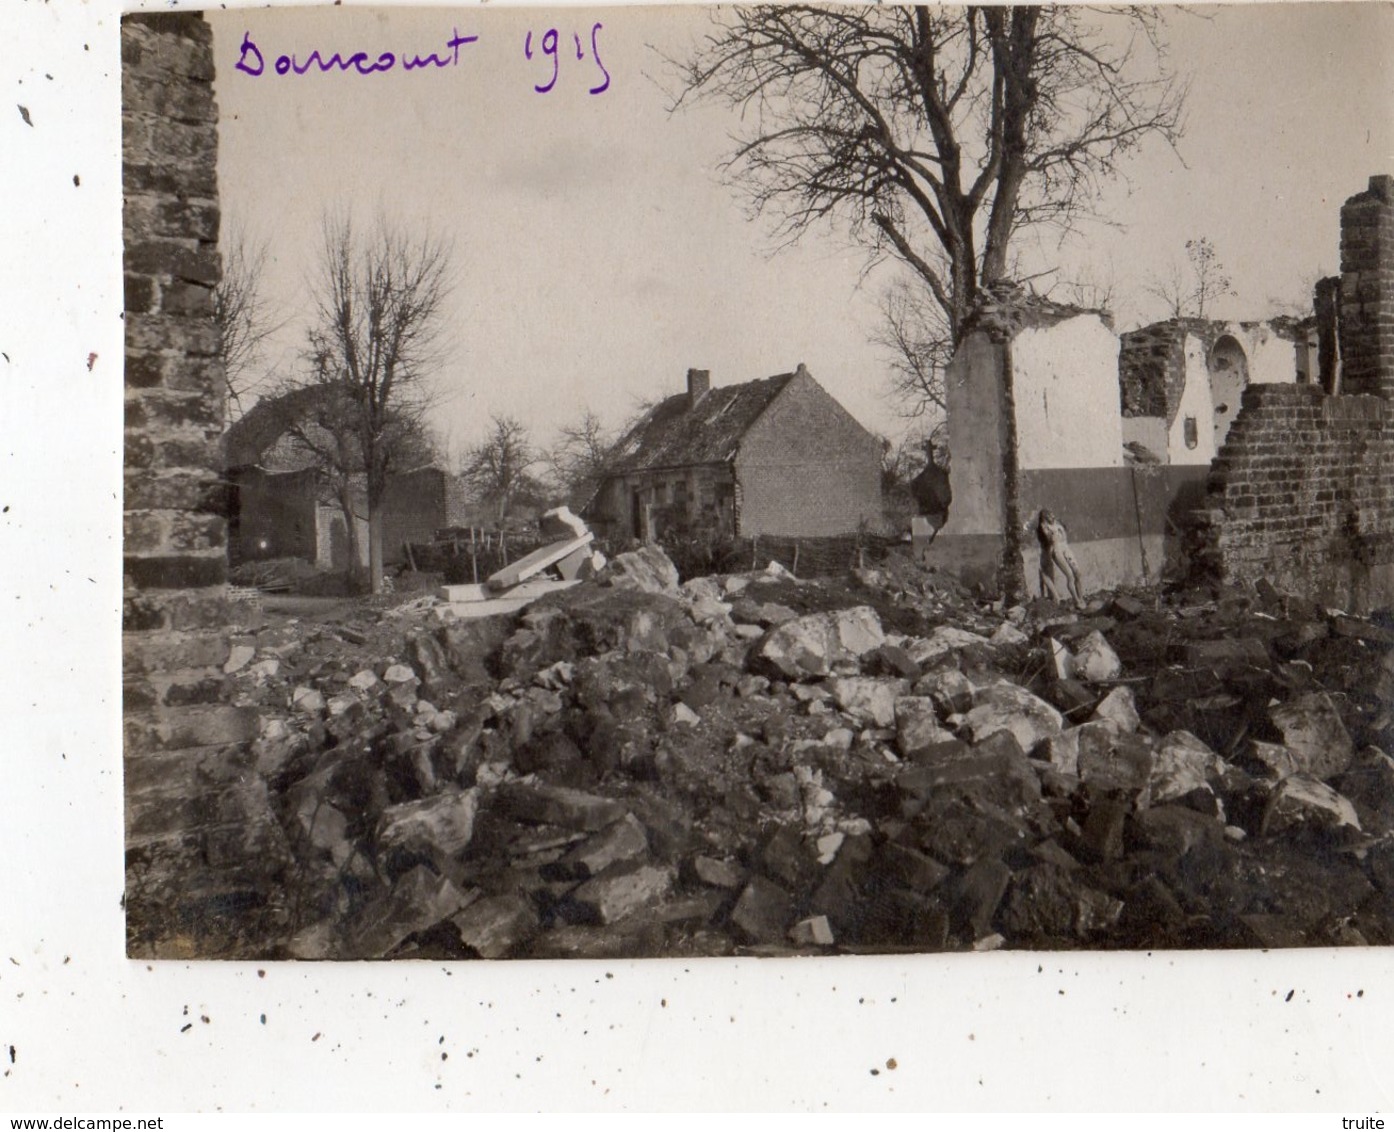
[123,14,274,956]
[735,372,883,536]
[1197,384,1394,611]
[1118,322,1187,419]
[1196,176,1394,613]
[1339,175,1394,399]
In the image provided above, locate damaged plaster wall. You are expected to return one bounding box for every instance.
[928,302,1209,596]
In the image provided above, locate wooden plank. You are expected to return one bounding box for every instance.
[485,533,592,592]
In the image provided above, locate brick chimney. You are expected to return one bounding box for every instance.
[687,368,710,408]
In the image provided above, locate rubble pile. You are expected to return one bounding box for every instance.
[159,547,1394,958]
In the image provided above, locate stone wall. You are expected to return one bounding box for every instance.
[1196,384,1394,611]
[123,14,282,956]
[1339,174,1394,399]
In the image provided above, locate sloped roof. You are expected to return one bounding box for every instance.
[606,372,796,474]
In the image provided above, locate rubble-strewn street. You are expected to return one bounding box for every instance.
[126,545,1394,959]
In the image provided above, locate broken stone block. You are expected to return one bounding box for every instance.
[729,598,798,627]
[754,606,886,679]
[564,862,675,925]
[788,915,836,948]
[906,626,993,667]
[1048,638,1075,681]
[346,866,470,958]
[730,875,796,944]
[894,696,954,758]
[1268,692,1355,781]
[1127,804,1224,856]
[760,825,820,891]
[376,787,480,861]
[452,894,539,959]
[348,668,379,691]
[691,855,746,890]
[492,782,627,832]
[991,621,1030,648]
[999,864,1122,942]
[913,668,975,715]
[867,644,922,679]
[1261,775,1361,836]
[223,643,255,674]
[290,685,325,715]
[1150,731,1224,806]
[541,814,649,881]
[1332,748,1394,835]
[602,545,682,595]
[1076,723,1153,803]
[1243,740,1299,781]
[827,676,904,727]
[1073,631,1122,683]
[878,840,951,893]
[1093,686,1140,732]
[951,859,1012,939]
[1079,798,1130,861]
[962,682,1063,754]
[1041,730,1080,777]
[1184,637,1271,669]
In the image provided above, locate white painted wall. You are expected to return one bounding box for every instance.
[1012,315,1124,471]
[1168,334,1218,466]
[1122,416,1168,463]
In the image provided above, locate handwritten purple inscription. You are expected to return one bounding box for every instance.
[525,24,610,95]
[234,24,611,94]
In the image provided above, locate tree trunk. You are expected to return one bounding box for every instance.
[368,501,385,595]
[337,481,362,588]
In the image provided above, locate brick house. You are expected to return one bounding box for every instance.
[585,364,882,543]
[222,389,468,568]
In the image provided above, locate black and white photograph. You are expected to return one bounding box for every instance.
[119,1,1394,968]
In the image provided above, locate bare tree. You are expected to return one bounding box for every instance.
[1145,236,1235,320]
[874,279,953,420]
[461,414,544,526]
[214,222,283,419]
[548,408,617,509]
[672,5,1186,345]
[305,214,455,593]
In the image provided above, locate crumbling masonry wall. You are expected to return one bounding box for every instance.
[123,15,275,956]
[1199,176,1394,612]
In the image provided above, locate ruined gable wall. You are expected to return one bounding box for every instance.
[1012,316,1123,471]
[735,372,883,536]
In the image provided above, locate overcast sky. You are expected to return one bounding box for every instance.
[208,3,1394,455]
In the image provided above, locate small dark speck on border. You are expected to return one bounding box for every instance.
[1358,989,1365,997]
[73,175,80,186]
[466,1052,474,1058]
[312,1033,321,1042]
[18,106,32,127]
[63,956,70,964]
[438,1036,444,1044]
[257,970,265,978]
[1285,989,1295,1002]
[1058,989,1065,996]
[886,1058,897,1070]
[260,1014,266,1025]
[660,999,667,1007]
[870,1068,880,1076]
[605,972,613,979]
[201,1015,210,1024]
[45,74,52,80]
[9,1045,15,1063]
[180,1024,191,1033]
[441,1053,447,1061]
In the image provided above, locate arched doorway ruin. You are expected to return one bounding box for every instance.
[1208,334,1250,449]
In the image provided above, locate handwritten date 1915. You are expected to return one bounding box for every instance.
[231,25,612,96]
[525,23,610,95]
